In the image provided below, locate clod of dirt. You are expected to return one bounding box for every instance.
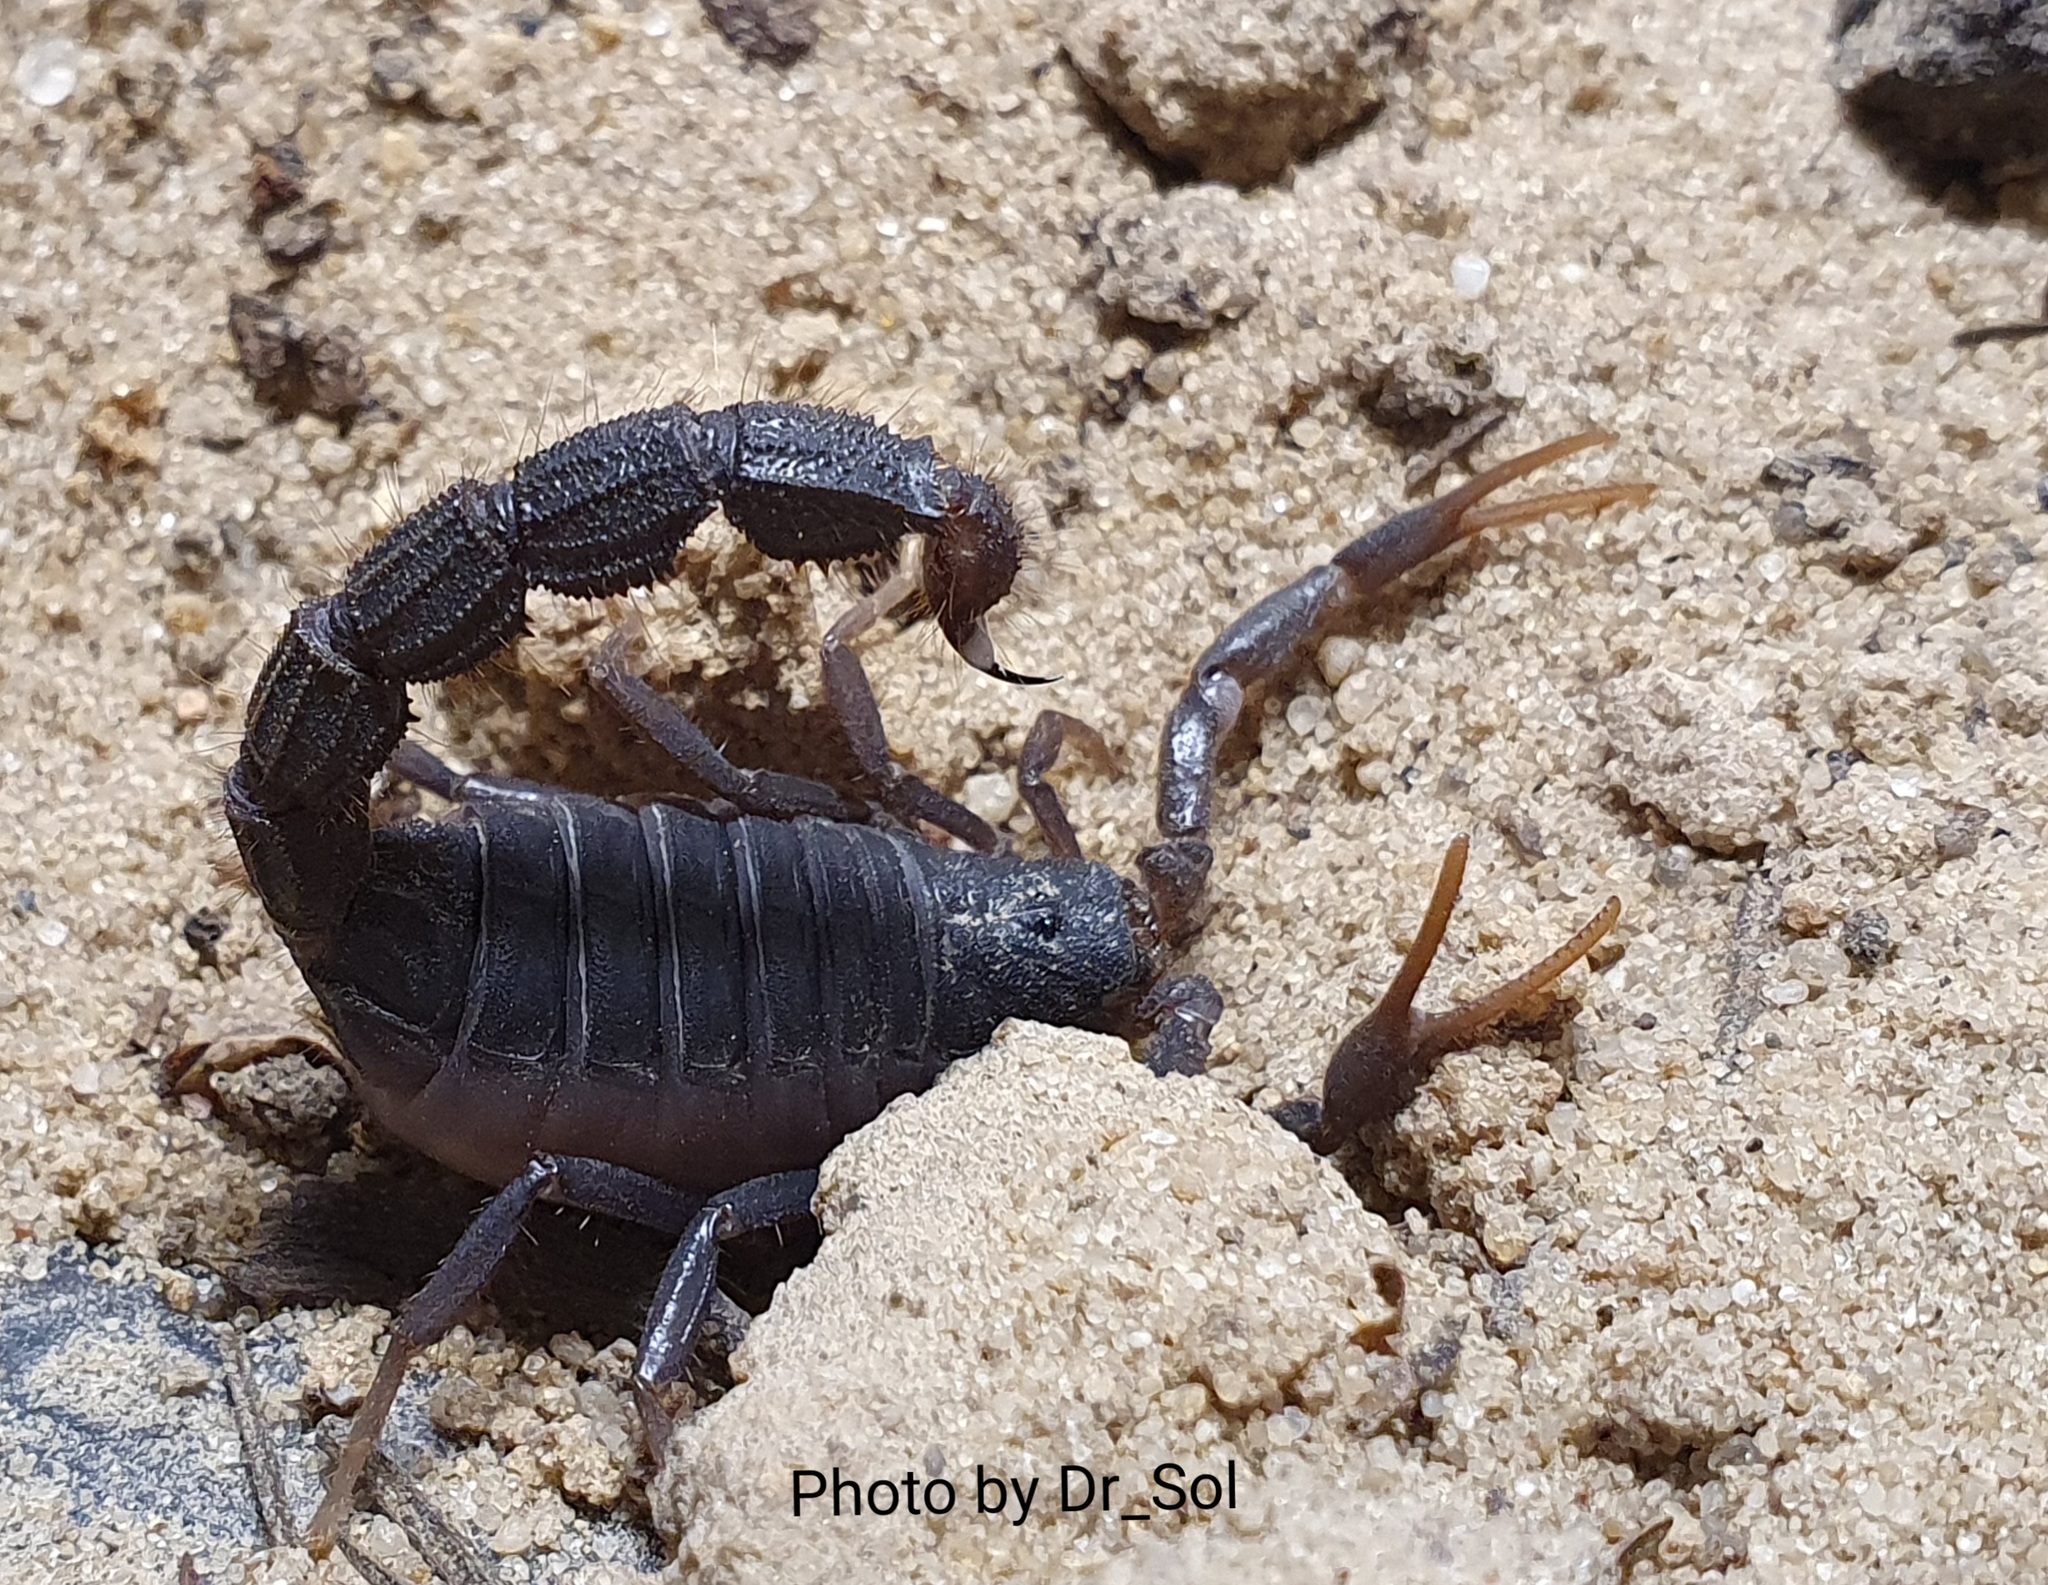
[1090,185,1265,332]
[112,61,178,138]
[79,382,166,477]
[1599,667,1802,855]
[1065,0,1422,185]
[657,1021,1597,1581]
[1976,572,2048,736]
[1835,0,2048,185]
[1349,323,1502,445]
[1758,436,1928,579]
[226,293,371,423]
[366,35,458,118]
[701,0,820,63]
[205,1050,355,1174]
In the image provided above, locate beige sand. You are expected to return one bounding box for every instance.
[2,0,2045,1580]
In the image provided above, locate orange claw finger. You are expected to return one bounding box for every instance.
[1306,838,1619,1153]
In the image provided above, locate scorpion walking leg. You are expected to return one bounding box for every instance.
[1144,431,1653,927]
[1017,709,1123,859]
[1271,836,1620,1153]
[306,1154,763,1557]
[1012,710,1218,1076]
[1015,713,1221,1075]
[628,1169,822,1458]
[821,569,1002,852]
[590,626,867,823]
[1131,975,1225,1078]
[387,739,561,805]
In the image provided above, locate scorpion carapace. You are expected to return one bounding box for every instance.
[222,399,1648,1554]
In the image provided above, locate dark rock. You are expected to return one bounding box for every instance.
[1840,906,1895,972]
[701,0,820,64]
[227,294,372,423]
[247,136,308,222]
[1835,0,2048,184]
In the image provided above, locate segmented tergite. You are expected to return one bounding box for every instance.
[222,397,1649,1552]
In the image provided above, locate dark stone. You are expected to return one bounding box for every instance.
[227,294,372,423]
[1840,906,1896,972]
[701,0,819,63]
[1835,0,2048,184]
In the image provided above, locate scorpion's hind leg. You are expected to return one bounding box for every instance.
[304,1155,811,1559]
[589,621,866,824]
[387,739,562,806]
[626,1169,820,1461]
[821,568,1003,852]
[1271,837,1619,1155]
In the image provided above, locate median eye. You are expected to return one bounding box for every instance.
[1026,906,1061,942]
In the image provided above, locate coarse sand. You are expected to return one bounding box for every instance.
[2,0,2046,1581]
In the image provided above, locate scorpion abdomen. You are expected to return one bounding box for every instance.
[305,790,1142,1190]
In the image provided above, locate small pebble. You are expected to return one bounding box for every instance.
[16,38,80,109]
[1317,635,1365,688]
[159,1358,214,1397]
[1840,907,1893,973]
[1451,254,1492,298]
[961,770,1019,828]
[1934,812,1982,863]
[306,436,357,481]
[1285,695,1326,737]
[1651,845,1695,889]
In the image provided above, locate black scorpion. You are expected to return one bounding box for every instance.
[222,399,1649,1552]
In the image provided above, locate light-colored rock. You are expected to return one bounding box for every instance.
[658,1021,1597,1582]
[1600,667,1803,854]
[1065,0,1420,185]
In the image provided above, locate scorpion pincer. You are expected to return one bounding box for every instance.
[222,397,1650,1552]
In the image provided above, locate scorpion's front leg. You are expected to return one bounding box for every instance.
[1010,710,1224,1077]
[820,568,1003,852]
[589,622,867,823]
[306,1158,816,1558]
[1017,708,1123,860]
[1142,431,1653,940]
[1271,836,1619,1154]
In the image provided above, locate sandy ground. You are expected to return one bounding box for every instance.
[2,0,2046,1580]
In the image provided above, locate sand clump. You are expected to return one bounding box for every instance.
[658,1021,1607,1583]
[1065,0,1422,185]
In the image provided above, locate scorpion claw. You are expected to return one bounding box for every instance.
[1302,837,1619,1153]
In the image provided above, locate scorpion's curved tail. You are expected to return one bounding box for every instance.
[226,402,1037,939]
